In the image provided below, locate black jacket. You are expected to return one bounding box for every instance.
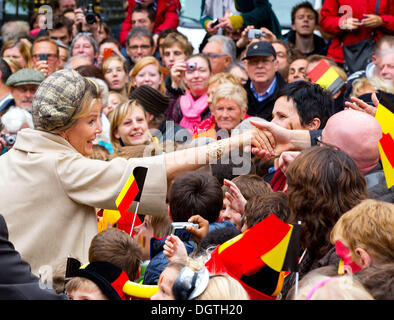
[244,73,287,121]
[0,214,68,300]
[282,30,328,57]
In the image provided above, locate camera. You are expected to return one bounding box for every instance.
[170,222,199,234]
[39,53,48,61]
[84,2,97,25]
[1,133,16,146]
[248,29,266,39]
[186,62,197,72]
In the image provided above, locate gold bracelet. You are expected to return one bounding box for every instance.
[207,140,226,162]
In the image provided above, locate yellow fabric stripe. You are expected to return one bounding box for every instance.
[375,103,393,134]
[218,233,245,255]
[316,67,339,90]
[115,174,135,208]
[260,225,293,272]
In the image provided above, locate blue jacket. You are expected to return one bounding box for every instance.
[142,221,236,285]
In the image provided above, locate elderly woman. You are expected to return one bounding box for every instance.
[70,32,98,66]
[193,82,249,140]
[0,69,270,274]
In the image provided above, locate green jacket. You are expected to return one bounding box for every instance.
[200,0,282,38]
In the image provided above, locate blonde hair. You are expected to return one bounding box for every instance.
[1,39,32,68]
[211,82,248,112]
[102,55,128,75]
[195,274,249,300]
[208,72,241,87]
[128,56,166,94]
[351,77,377,98]
[330,199,394,265]
[294,273,374,300]
[182,256,249,300]
[2,57,22,73]
[72,78,103,121]
[109,99,152,151]
[65,277,108,299]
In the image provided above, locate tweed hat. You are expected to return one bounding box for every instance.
[32,69,92,133]
[6,68,45,87]
[129,85,170,116]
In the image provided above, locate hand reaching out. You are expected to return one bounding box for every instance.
[223,179,247,215]
[344,92,378,117]
[163,234,188,263]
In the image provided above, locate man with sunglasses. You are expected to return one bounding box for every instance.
[242,41,286,121]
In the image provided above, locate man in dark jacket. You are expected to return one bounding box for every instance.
[243,41,287,121]
[282,1,328,57]
[0,214,68,300]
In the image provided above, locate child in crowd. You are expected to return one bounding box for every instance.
[88,227,143,282]
[65,261,130,300]
[143,171,231,285]
[220,174,272,229]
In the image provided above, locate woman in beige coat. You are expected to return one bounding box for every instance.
[0,69,271,275]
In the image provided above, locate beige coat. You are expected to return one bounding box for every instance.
[0,128,167,275]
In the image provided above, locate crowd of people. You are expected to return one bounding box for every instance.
[0,0,393,301]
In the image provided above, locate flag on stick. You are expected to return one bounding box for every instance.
[307,59,345,94]
[375,103,394,189]
[205,214,300,299]
[115,167,148,236]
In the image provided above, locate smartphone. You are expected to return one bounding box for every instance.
[211,18,220,28]
[248,29,266,39]
[103,48,113,60]
[39,53,48,61]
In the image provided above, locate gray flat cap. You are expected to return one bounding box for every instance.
[6,68,45,87]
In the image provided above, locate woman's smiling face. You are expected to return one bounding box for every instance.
[114,105,149,146]
[61,100,103,156]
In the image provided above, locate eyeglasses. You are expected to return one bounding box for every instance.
[128,45,151,51]
[316,136,339,150]
[31,53,58,61]
[202,52,228,59]
[247,58,276,66]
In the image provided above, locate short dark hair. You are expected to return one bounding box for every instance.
[133,3,156,23]
[291,1,319,25]
[127,26,154,48]
[52,14,73,35]
[99,37,121,49]
[168,171,223,223]
[277,81,333,129]
[243,193,290,229]
[0,58,12,83]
